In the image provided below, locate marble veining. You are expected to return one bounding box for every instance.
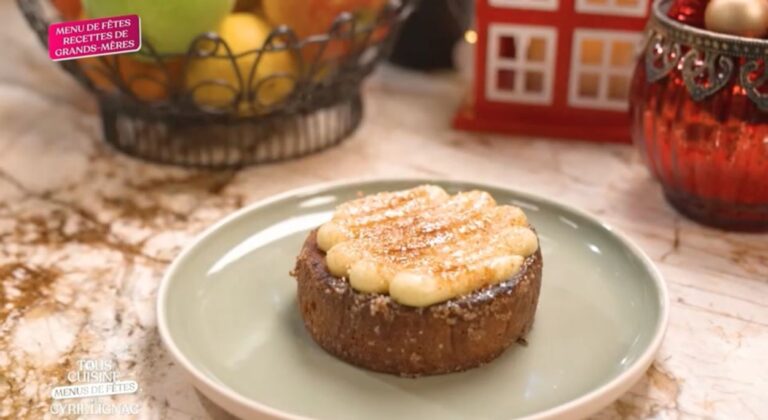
[1,1,767,418]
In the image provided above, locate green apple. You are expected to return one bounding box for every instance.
[82,0,235,55]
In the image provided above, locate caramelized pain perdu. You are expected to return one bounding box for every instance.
[293,185,543,376]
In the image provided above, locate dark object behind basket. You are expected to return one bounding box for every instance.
[389,0,472,70]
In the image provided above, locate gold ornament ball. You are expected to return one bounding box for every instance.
[704,0,768,38]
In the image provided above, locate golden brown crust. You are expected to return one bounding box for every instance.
[293,229,543,376]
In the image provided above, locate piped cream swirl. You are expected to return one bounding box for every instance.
[317,185,538,307]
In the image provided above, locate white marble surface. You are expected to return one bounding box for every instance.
[1,0,768,418]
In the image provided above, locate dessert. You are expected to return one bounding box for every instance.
[292,185,542,376]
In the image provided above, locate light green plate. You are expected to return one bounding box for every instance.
[158,179,668,420]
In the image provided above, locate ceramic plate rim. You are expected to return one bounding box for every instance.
[157,177,670,420]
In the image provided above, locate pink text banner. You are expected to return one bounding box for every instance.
[48,15,141,61]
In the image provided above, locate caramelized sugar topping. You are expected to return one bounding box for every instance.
[317,185,538,307]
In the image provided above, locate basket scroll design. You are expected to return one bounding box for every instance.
[16,0,416,168]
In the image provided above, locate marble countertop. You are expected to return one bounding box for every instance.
[1,2,767,418]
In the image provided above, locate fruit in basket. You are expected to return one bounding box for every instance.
[82,0,235,55]
[234,0,262,12]
[263,0,386,39]
[263,0,387,80]
[53,0,82,20]
[263,0,386,57]
[185,13,297,111]
[80,55,184,101]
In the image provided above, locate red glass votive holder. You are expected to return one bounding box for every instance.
[630,0,768,231]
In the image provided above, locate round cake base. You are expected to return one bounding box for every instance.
[293,230,543,377]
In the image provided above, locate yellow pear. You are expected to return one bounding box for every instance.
[185,13,297,112]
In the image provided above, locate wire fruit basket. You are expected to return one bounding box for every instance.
[17,0,416,168]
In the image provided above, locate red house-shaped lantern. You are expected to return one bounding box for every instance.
[454,0,651,142]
